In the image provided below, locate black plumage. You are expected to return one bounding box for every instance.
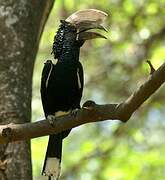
[41,21,84,179]
[40,9,107,180]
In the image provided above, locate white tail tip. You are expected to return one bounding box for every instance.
[43,157,61,180]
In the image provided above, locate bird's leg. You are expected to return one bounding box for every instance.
[47,115,56,127]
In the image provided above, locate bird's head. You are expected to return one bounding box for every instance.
[52,9,108,59]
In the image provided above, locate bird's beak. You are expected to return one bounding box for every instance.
[65,9,108,40]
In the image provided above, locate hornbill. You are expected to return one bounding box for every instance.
[40,9,108,180]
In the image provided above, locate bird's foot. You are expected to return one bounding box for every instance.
[83,100,96,110]
[47,115,55,126]
[70,108,79,117]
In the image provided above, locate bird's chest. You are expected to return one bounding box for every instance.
[47,62,80,98]
[52,64,77,88]
[42,60,83,114]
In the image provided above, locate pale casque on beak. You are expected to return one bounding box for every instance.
[65,9,108,40]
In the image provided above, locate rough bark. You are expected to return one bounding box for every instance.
[0,62,164,144]
[0,0,55,179]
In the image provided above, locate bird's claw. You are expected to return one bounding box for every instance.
[47,115,55,126]
[70,109,79,117]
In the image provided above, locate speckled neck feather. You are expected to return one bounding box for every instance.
[52,20,84,63]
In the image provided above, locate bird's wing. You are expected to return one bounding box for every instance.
[77,61,84,96]
[40,60,54,117]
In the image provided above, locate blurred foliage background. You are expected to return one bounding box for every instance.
[31,0,165,179]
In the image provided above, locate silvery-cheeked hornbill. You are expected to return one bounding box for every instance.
[40,9,108,180]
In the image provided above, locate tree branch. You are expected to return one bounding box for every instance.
[0,62,164,144]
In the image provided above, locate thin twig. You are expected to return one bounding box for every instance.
[146,60,155,75]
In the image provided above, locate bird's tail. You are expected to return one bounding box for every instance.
[42,134,63,180]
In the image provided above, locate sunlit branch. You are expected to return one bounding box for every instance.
[0,62,164,144]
